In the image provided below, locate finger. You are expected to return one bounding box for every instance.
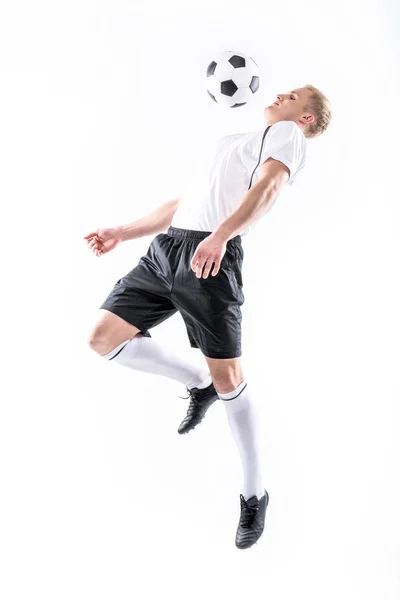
[92,242,102,253]
[83,232,98,240]
[202,260,214,279]
[93,240,104,252]
[196,260,204,278]
[192,254,201,273]
[210,260,220,277]
[88,240,97,250]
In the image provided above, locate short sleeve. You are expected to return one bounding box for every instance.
[261,120,306,186]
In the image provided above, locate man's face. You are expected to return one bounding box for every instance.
[264,87,311,127]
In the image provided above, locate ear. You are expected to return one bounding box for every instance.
[301,114,315,125]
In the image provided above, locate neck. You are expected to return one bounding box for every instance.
[266,117,305,134]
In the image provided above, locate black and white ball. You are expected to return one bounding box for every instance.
[206,50,260,108]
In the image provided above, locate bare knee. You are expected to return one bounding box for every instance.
[88,336,118,356]
[88,331,138,356]
[88,309,141,356]
[204,356,244,394]
[212,378,245,395]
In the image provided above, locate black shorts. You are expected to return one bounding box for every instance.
[99,226,244,359]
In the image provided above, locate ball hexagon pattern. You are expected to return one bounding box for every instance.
[206,50,260,108]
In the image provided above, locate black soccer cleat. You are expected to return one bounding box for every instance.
[235,489,269,549]
[177,382,219,434]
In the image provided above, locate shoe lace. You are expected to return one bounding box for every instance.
[178,387,201,417]
[239,494,259,527]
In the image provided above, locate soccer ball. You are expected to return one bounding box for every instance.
[205,50,260,108]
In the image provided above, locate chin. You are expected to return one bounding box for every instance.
[263,106,273,124]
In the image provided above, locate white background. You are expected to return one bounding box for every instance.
[1,0,399,598]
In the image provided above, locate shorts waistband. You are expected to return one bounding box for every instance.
[167,226,242,246]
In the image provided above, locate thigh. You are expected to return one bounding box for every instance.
[88,309,142,351]
[173,242,244,359]
[99,276,178,337]
[98,234,178,336]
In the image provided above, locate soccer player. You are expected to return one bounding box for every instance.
[84,85,332,549]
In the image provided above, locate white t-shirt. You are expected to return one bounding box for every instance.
[170,120,307,237]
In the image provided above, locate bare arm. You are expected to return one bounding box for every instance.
[116,198,181,242]
[214,181,278,242]
[213,157,290,242]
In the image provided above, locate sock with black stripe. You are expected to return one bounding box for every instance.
[100,334,212,390]
[218,380,265,500]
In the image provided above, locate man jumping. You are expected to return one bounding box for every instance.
[84,84,332,549]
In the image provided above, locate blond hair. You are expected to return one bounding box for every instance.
[302,85,332,139]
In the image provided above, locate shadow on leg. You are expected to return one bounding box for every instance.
[203,355,245,394]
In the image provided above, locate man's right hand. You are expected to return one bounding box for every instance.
[83,227,122,257]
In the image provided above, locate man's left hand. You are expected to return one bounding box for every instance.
[190,233,228,278]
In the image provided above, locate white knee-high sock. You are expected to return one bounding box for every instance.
[218,380,265,501]
[101,334,213,390]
